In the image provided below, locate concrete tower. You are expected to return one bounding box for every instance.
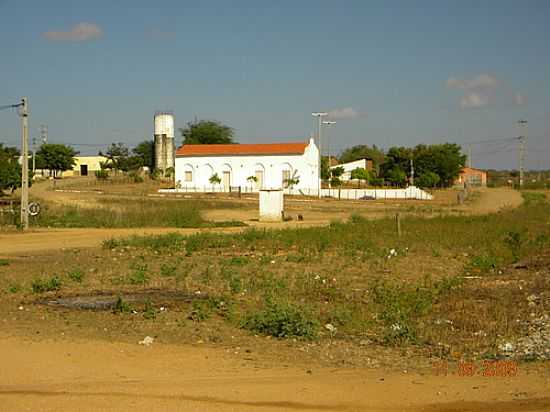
[154,112,175,175]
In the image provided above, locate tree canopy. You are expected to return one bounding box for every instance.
[35,144,77,177]
[180,120,235,145]
[133,140,154,169]
[376,144,465,187]
[0,144,22,194]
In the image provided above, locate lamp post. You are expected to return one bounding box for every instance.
[322,121,336,188]
[312,112,328,198]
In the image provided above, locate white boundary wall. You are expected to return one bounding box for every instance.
[159,185,432,200]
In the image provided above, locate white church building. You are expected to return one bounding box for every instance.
[174,138,319,192]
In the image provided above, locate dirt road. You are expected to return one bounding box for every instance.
[1,336,548,412]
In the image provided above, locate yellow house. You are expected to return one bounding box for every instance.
[62,156,109,177]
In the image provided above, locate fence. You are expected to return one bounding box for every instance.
[160,185,433,200]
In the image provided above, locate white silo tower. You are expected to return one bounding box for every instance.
[154,111,175,175]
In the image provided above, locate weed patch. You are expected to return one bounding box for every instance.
[128,264,150,285]
[113,296,132,313]
[31,276,62,293]
[68,269,84,283]
[241,299,319,339]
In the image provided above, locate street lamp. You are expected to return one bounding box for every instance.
[322,121,336,188]
[312,112,328,198]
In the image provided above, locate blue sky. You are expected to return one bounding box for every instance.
[1,0,549,168]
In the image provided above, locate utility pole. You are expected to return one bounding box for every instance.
[312,112,328,198]
[468,144,472,168]
[518,120,528,188]
[20,98,29,230]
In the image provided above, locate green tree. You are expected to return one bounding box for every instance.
[320,157,330,180]
[132,140,154,169]
[100,143,131,173]
[329,166,344,187]
[385,167,407,186]
[414,143,465,187]
[0,144,22,194]
[339,144,385,171]
[35,144,77,177]
[180,120,235,145]
[415,171,440,188]
[350,167,372,187]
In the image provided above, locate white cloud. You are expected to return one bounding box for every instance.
[514,93,527,106]
[327,107,364,120]
[460,92,489,108]
[43,22,103,41]
[446,73,498,109]
[446,74,498,90]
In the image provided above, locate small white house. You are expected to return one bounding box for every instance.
[330,158,372,181]
[174,138,319,192]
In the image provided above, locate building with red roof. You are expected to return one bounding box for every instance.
[174,138,319,192]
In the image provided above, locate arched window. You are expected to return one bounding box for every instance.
[183,163,193,182]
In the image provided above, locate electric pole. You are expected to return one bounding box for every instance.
[518,120,528,188]
[20,98,29,230]
[468,144,472,168]
[312,112,328,198]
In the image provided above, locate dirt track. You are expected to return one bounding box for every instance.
[1,337,549,412]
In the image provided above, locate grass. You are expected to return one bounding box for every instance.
[0,259,9,266]
[68,269,84,283]
[241,299,319,339]
[3,190,548,363]
[31,276,62,293]
[104,195,549,265]
[27,198,246,229]
[91,191,550,352]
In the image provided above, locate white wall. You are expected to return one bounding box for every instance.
[330,159,368,181]
[175,139,319,192]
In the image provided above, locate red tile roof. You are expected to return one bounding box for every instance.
[176,142,308,157]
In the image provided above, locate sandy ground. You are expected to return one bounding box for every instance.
[2,183,542,411]
[0,337,549,412]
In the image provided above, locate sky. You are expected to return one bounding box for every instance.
[1,0,549,169]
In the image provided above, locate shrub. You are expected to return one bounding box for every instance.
[188,300,212,322]
[0,259,9,266]
[113,296,132,313]
[128,171,144,183]
[372,281,434,344]
[467,255,498,274]
[31,276,62,293]
[143,299,157,320]
[95,169,109,180]
[160,263,177,277]
[241,300,319,339]
[128,264,150,285]
[68,269,84,283]
[504,231,524,263]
